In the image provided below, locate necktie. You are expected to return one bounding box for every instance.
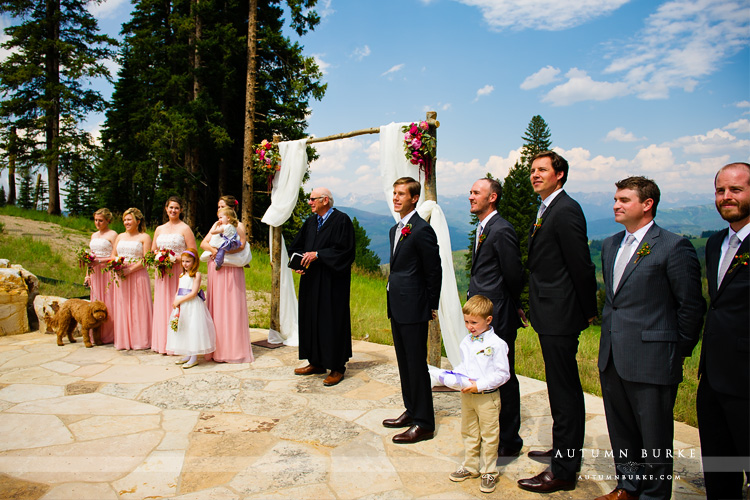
[612,234,636,292]
[317,215,324,231]
[537,202,547,220]
[718,234,741,286]
[475,223,484,250]
[393,221,404,255]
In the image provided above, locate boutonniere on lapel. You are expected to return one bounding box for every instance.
[477,233,487,248]
[399,223,412,242]
[634,242,651,264]
[531,217,543,237]
[476,346,493,356]
[728,252,749,275]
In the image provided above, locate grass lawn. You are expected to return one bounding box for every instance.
[1,209,700,427]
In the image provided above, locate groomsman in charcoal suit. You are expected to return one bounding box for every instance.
[383,176,442,444]
[467,177,527,457]
[697,162,750,500]
[518,151,597,494]
[596,176,705,500]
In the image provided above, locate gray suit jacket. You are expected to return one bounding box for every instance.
[599,223,705,385]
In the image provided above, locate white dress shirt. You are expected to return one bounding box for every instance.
[453,327,510,393]
[719,222,750,275]
[614,220,654,267]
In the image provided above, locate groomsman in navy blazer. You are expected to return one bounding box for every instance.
[698,162,750,500]
[596,176,705,500]
[517,151,597,494]
[467,177,527,457]
[383,176,442,444]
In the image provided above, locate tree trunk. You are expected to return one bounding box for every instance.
[184,0,202,228]
[45,0,61,215]
[7,126,17,205]
[241,0,257,240]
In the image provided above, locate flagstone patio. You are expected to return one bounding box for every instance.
[0,329,707,499]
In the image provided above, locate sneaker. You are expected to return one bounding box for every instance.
[449,466,479,482]
[480,474,497,493]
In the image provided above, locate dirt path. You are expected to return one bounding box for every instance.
[0,214,91,266]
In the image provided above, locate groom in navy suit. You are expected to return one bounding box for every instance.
[698,162,750,500]
[597,176,704,500]
[383,176,442,444]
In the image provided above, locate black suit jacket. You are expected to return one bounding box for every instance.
[599,224,705,385]
[700,229,749,399]
[527,190,597,335]
[387,212,442,324]
[468,213,523,334]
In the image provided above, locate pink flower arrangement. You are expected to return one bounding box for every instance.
[103,256,127,289]
[75,247,96,275]
[401,121,435,179]
[253,139,282,189]
[143,248,177,279]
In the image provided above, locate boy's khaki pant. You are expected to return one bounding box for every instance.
[461,391,501,477]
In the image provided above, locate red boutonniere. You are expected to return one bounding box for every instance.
[531,217,543,237]
[478,233,487,247]
[399,223,412,242]
[728,252,749,275]
[634,242,651,264]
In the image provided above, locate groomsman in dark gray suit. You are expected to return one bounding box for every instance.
[697,162,750,500]
[597,176,705,500]
[467,177,527,457]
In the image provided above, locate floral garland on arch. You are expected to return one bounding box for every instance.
[252,139,282,189]
[401,121,436,180]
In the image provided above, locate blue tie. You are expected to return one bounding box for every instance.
[317,215,324,231]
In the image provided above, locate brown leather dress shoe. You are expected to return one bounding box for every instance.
[527,449,553,458]
[382,411,413,428]
[595,487,639,500]
[293,364,326,375]
[323,371,344,386]
[517,469,575,493]
[392,425,434,444]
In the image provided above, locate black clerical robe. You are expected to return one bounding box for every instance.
[289,208,355,371]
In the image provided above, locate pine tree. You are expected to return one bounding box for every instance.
[17,171,33,209]
[0,0,117,215]
[0,186,6,207]
[352,217,381,273]
[520,115,552,164]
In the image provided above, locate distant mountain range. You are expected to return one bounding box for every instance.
[338,191,724,260]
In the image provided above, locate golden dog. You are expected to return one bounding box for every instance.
[51,299,108,348]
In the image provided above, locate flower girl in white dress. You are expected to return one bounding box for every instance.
[167,249,216,368]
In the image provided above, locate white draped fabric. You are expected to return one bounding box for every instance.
[378,122,464,368]
[260,138,309,346]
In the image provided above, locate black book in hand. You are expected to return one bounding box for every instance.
[288,252,306,271]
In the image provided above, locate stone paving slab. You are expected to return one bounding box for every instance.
[0,330,709,499]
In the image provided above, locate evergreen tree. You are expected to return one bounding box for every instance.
[0,186,6,207]
[98,0,325,238]
[520,115,552,164]
[0,0,117,215]
[17,171,33,209]
[352,217,381,273]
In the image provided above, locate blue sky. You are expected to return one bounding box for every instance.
[3,0,749,203]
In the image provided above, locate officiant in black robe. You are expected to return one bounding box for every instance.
[289,187,356,387]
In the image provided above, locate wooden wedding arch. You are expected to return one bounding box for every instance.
[267,111,444,367]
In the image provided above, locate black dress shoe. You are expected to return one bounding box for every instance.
[517,469,575,493]
[528,449,553,458]
[392,425,434,444]
[498,446,522,457]
[382,411,413,428]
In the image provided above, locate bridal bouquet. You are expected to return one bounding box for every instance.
[103,256,127,289]
[75,247,96,275]
[144,248,177,279]
[401,121,436,179]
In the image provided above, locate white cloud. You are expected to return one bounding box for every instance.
[88,0,130,19]
[543,68,630,106]
[0,17,14,63]
[605,127,645,142]
[634,145,676,172]
[668,128,750,155]
[422,102,451,112]
[435,149,522,196]
[454,0,631,31]
[724,119,750,134]
[317,0,335,19]
[309,137,364,173]
[352,45,371,61]
[474,84,494,101]
[381,64,405,77]
[735,101,750,108]
[520,66,561,90]
[312,54,331,75]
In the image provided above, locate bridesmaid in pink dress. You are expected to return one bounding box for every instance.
[111,208,153,350]
[199,195,254,363]
[150,196,196,354]
[86,208,118,344]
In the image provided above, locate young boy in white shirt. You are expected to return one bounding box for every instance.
[449,294,511,493]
